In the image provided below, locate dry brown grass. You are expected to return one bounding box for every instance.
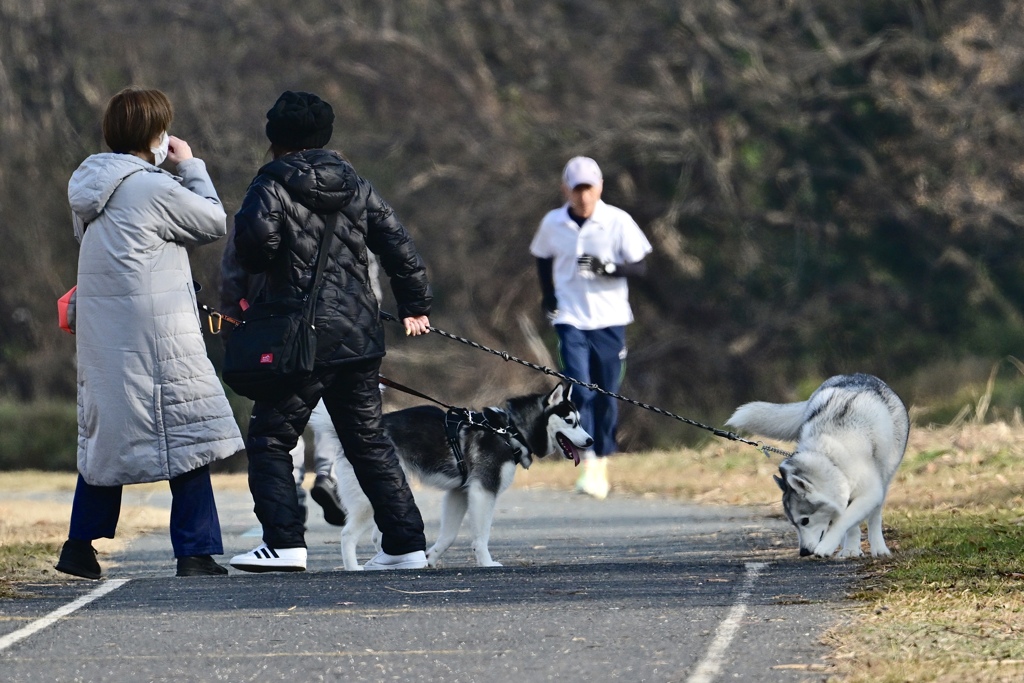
[0,473,178,596]
[518,421,1024,509]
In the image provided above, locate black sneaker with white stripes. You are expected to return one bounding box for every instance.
[229,543,307,572]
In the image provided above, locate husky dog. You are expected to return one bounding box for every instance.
[308,383,593,569]
[726,374,909,558]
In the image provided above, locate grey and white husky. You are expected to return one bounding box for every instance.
[726,374,909,558]
[308,383,593,569]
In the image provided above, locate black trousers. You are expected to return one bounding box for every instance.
[245,357,425,554]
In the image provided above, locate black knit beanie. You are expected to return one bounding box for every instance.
[265,91,335,149]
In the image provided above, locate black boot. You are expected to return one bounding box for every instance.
[55,539,101,580]
[176,555,229,577]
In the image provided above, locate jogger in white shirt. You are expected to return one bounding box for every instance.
[530,156,652,499]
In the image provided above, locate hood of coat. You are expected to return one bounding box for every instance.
[257,149,357,215]
[68,153,161,233]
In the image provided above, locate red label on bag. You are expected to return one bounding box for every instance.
[259,353,274,364]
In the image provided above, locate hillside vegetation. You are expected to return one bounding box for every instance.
[2,0,1024,449]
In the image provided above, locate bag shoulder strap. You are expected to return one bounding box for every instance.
[303,212,339,319]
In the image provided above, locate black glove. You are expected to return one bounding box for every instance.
[577,255,617,276]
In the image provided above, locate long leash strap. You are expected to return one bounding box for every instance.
[378,375,456,410]
[380,311,791,458]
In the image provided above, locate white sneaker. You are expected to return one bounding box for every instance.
[363,550,428,570]
[576,457,609,500]
[574,449,597,493]
[229,543,307,572]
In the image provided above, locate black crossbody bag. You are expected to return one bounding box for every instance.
[222,214,337,402]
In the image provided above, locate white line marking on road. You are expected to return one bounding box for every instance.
[0,579,130,653]
[686,562,768,683]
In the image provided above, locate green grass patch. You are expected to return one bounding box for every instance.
[882,508,1024,592]
[903,448,950,471]
[831,506,1024,680]
[0,400,77,471]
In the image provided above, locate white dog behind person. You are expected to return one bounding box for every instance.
[530,156,652,499]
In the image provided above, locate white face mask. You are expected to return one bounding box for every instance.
[151,132,169,166]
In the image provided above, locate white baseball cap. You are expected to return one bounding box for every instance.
[562,156,603,189]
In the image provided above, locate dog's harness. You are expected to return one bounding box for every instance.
[444,409,526,486]
[378,376,527,487]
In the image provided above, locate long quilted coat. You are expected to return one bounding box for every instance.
[232,149,431,363]
[68,153,244,486]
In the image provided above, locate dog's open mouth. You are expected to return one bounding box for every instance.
[556,433,581,466]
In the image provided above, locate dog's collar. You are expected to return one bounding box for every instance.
[504,421,530,465]
[505,400,541,458]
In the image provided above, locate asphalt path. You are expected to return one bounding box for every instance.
[0,482,854,682]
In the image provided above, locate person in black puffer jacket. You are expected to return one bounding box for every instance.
[228,90,432,572]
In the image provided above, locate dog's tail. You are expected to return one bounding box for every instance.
[725,400,807,442]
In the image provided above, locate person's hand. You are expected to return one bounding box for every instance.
[542,295,558,321]
[577,255,617,277]
[166,135,194,166]
[403,315,430,336]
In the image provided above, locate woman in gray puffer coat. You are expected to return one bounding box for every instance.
[55,87,244,580]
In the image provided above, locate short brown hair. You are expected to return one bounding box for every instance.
[102,87,173,154]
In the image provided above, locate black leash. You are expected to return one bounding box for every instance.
[378,375,526,485]
[381,311,792,458]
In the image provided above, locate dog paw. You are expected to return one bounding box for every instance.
[870,548,892,558]
[837,548,864,559]
[479,560,503,568]
[812,541,840,557]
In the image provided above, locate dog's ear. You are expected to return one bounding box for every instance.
[565,382,574,404]
[786,473,814,496]
[546,383,566,407]
[773,474,787,492]
[778,461,814,495]
[483,406,509,428]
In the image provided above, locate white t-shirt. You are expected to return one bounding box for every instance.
[530,200,652,330]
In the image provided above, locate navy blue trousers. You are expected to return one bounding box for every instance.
[68,464,223,558]
[555,324,626,456]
